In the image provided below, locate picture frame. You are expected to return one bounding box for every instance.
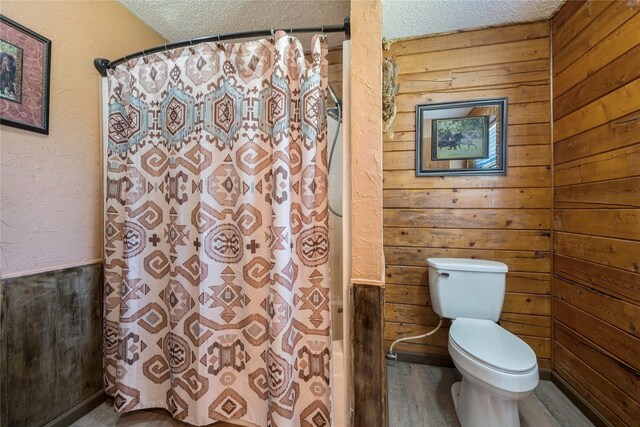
[0,15,51,134]
[416,98,508,176]
[431,115,490,161]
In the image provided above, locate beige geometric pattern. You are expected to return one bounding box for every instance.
[105,32,331,426]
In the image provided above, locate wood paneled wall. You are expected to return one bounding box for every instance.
[551,2,640,426]
[351,283,386,427]
[382,22,553,369]
[327,48,343,107]
[1,264,103,426]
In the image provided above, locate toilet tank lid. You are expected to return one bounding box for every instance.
[427,258,508,273]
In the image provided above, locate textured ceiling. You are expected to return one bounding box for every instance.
[118,0,349,48]
[119,0,565,51]
[382,0,566,41]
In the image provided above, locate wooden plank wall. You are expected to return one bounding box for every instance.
[351,283,386,427]
[1,264,103,426]
[382,22,553,369]
[551,2,640,426]
[327,48,343,107]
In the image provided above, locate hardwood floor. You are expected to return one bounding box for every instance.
[387,361,594,427]
[73,402,242,427]
[75,361,592,426]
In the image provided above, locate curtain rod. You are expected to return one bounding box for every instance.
[93,15,350,77]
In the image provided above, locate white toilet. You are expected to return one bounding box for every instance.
[427,258,539,427]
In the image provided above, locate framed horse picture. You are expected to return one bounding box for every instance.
[416,98,508,176]
[431,116,490,161]
[0,15,51,134]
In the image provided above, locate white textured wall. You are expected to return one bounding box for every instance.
[382,0,564,40]
[0,1,165,278]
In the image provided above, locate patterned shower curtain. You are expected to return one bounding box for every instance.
[104,32,331,427]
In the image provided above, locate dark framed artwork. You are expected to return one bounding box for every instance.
[431,116,489,161]
[0,15,51,134]
[416,98,508,176]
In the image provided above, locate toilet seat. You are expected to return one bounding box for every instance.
[448,318,539,399]
[449,318,537,374]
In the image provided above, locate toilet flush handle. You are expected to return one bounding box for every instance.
[438,272,450,278]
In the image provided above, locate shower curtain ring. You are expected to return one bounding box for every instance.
[217,34,221,41]
[142,49,148,63]
[271,29,275,36]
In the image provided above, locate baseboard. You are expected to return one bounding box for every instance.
[390,351,454,367]
[45,390,105,427]
[539,368,552,381]
[551,372,612,427]
[392,351,553,381]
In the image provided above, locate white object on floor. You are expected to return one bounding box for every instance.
[427,258,539,427]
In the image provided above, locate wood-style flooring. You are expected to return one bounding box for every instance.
[74,361,594,426]
[73,402,240,427]
[387,361,594,427]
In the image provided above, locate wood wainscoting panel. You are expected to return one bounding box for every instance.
[551,2,640,426]
[351,283,386,427]
[382,22,553,368]
[0,263,103,426]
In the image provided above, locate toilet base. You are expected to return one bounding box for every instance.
[451,378,520,427]
[451,381,461,411]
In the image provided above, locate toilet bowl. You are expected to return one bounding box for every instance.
[449,318,538,427]
[426,258,539,427]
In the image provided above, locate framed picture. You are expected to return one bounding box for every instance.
[416,98,508,176]
[0,15,51,134]
[431,116,489,161]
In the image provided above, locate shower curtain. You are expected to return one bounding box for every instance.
[104,32,331,427]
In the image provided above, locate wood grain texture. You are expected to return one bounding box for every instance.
[553,254,640,304]
[407,188,552,209]
[382,22,552,367]
[384,228,550,251]
[325,47,343,108]
[554,79,640,142]
[553,209,640,240]
[383,144,550,169]
[553,11,640,97]
[384,166,551,189]
[554,45,640,120]
[384,208,550,229]
[553,110,640,165]
[385,247,551,273]
[554,177,640,208]
[554,324,640,413]
[554,232,640,272]
[351,283,386,427]
[551,7,640,423]
[552,1,636,76]
[73,400,243,427]
[394,38,549,75]
[387,362,594,427]
[1,263,103,427]
[552,0,597,54]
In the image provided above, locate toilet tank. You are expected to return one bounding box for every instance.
[427,258,508,322]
